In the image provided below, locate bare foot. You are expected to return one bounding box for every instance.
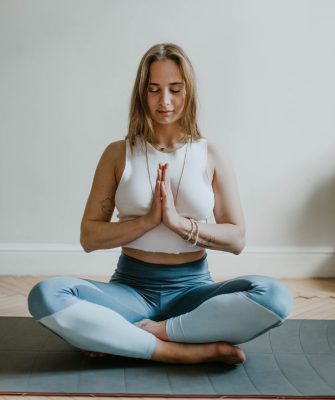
[134,319,168,341]
[151,338,246,365]
[135,319,246,365]
[80,349,107,358]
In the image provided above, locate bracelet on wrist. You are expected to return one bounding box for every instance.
[186,218,195,241]
[183,217,200,246]
[189,219,199,247]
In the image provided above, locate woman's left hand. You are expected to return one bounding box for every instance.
[160,162,182,231]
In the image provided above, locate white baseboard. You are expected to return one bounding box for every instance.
[0,244,334,278]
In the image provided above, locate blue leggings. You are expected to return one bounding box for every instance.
[27,252,294,360]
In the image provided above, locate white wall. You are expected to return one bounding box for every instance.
[1,0,334,277]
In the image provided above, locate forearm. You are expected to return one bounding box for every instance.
[80,216,153,252]
[172,217,245,255]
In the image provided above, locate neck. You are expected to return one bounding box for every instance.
[151,122,187,147]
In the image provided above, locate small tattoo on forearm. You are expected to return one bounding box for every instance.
[100,197,114,215]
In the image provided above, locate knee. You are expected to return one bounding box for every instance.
[244,275,294,321]
[27,276,71,320]
[265,278,294,320]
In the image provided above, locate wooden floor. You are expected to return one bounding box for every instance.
[1,275,334,400]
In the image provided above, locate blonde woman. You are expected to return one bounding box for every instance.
[28,43,293,365]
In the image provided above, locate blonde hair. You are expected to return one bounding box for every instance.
[125,43,202,154]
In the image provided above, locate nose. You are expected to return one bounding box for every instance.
[159,88,171,107]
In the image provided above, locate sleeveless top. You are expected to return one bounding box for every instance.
[114,136,215,254]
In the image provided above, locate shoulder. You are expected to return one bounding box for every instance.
[205,138,215,157]
[207,139,234,182]
[102,139,126,166]
[205,138,234,171]
[105,139,126,156]
[94,139,126,182]
[206,138,226,158]
[104,139,127,185]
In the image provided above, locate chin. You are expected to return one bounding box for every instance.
[152,115,182,125]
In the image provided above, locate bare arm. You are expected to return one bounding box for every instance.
[80,140,154,253]
[173,218,244,254]
[81,217,153,253]
[171,140,246,255]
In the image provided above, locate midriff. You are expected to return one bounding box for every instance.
[122,246,206,265]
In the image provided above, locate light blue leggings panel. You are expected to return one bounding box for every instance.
[27,252,294,360]
[27,276,157,360]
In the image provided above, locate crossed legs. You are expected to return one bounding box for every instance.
[136,274,294,362]
[27,274,293,365]
[27,276,158,359]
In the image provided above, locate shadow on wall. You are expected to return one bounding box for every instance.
[292,160,335,277]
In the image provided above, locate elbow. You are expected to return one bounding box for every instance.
[232,229,246,255]
[80,237,91,253]
[80,231,93,253]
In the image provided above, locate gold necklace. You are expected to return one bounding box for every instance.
[150,142,184,152]
[145,141,189,203]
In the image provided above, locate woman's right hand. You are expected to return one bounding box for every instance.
[143,165,163,229]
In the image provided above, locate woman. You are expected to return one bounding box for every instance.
[28,43,293,365]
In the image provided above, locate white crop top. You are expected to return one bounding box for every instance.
[114,136,215,254]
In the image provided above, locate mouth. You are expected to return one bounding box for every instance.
[157,110,173,115]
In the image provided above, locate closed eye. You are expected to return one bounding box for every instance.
[148,88,182,93]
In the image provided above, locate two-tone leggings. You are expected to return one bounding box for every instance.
[27,252,294,360]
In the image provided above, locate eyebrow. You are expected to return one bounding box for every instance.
[148,82,184,86]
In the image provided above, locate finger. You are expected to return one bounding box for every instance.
[164,163,169,178]
[155,169,160,193]
[164,166,171,186]
[161,181,167,198]
[162,163,168,181]
[155,179,161,195]
[164,180,172,198]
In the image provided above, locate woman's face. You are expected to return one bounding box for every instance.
[146,60,186,127]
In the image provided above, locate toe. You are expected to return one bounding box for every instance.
[216,343,246,365]
[235,347,247,363]
[135,319,151,327]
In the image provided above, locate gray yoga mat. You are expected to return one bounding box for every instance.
[0,317,334,398]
